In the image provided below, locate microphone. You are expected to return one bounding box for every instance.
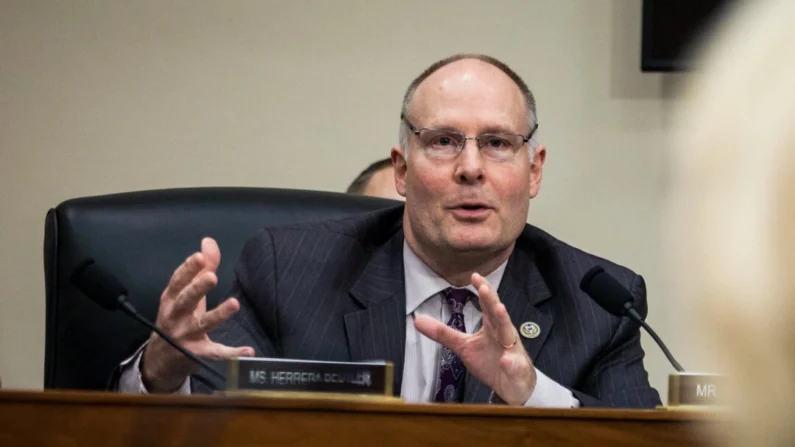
[580,266,685,373]
[71,260,227,387]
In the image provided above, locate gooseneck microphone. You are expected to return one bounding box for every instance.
[580,266,685,373]
[71,260,226,388]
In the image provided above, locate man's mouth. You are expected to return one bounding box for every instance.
[458,204,487,210]
[448,202,493,220]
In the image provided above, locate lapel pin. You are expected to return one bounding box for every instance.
[520,322,541,339]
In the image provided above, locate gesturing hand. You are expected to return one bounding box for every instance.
[413,273,536,406]
[141,237,254,392]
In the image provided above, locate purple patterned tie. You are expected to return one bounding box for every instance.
[433,287,472,403]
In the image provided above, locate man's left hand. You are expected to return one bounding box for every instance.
[414,273,537,406]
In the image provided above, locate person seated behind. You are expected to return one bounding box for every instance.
[117,54,660,408]
[346,158,404,201]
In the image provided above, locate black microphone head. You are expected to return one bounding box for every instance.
[579,266,636,317]
[71,260,128,311]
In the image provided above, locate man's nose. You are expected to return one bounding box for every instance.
[454,139,485,184]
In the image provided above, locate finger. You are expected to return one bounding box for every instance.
[479,307,496,333]
[414,314,468,354]
[172,271,217,316]
[201,237,221,273]
[473,273,502,320]
[196,298,240,334]
[199,342,256,361]
[471,272,489,291]
[480,285,515,348]
[470,273,497,332]
[474,274,516,348]
[163,252,206,299]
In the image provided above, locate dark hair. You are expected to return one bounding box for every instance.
[346,158,393,194]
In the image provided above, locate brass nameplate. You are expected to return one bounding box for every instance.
[226,357,394,396]
[668,372,724,407]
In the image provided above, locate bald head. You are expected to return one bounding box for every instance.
[411,59,528,135]
[398,54,537,151]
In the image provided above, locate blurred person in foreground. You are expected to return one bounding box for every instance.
[670,0,795,445]
[347,158,404,201]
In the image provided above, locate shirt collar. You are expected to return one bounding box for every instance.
[403,240,509,316]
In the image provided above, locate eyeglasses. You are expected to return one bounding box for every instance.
[401,113,538,161]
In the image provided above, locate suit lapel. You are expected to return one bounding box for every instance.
[344,230,406,396]
[464,241,555,404]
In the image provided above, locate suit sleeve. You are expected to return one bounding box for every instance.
[571,274,662,408]
[191,229,282,394]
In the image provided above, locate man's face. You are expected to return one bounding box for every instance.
[392,59,545,259]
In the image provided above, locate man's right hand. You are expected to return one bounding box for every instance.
[141,237,255,392]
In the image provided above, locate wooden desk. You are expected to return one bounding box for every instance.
[0,390,717,446]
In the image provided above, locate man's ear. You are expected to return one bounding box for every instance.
[529,145,546,199]
[391,146,408,198]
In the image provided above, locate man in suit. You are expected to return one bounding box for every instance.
[119,54,661,408]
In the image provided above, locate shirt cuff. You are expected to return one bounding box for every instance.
[118,342,191,395]
[522,368,580,408]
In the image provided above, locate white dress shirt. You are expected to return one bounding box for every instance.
[119,241,579,407]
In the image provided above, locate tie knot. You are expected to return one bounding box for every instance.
[443,287,472,313]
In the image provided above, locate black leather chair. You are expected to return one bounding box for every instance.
[43,187,399,390]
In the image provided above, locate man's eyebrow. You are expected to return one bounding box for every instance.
[479,125,524,135]
[421,123,523,135]
[420,123,465,133]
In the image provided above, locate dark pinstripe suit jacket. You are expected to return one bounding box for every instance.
[203,205,661,408]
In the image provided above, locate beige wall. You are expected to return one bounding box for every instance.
[0,0,701,399]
